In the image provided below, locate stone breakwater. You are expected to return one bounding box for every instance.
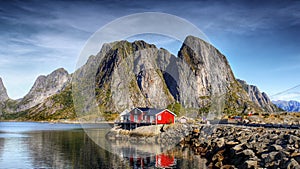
[107,124,300,168]
[181,125,300,169]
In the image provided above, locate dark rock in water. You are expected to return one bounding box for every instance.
[287,158,300,169]
[270,144,283,151]
[177,124,300,168]
[241,160,258,169]
[241,149,256,158]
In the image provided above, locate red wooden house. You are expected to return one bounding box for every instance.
[128,107,176,124]
[117,107,177,129]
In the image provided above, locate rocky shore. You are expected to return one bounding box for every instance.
[107,124,300,168]
[182,125,300,169]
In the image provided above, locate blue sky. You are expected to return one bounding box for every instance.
[0,0,299,100]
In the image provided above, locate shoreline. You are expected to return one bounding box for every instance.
[108,123,300,168]
[0,119,115,124]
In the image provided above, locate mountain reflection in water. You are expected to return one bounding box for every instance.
[0,122,207,169]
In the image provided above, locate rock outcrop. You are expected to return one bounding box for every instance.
[181,125,300,168]
[238,79,279,112]
[0,77,9,116]
[0,77,9,103]
[16,68,71,112]
[176,36,261,114]
[72,35,276,120]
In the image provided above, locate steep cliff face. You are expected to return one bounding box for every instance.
[0,78,9,116]
[238,79,279,112]
[174,36,272,115]
[0,78,9,103]
[16,68,71,112]
[177,36,236,108]
[73,35,270,119]
[92,40,175,113]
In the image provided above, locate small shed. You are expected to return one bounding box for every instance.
[177,116,189,124]
[119,109,130,122]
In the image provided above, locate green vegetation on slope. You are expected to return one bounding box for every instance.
[2,85,76,121]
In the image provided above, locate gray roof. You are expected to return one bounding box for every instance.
[120,107,177,116]
[137,107,176,116]
[136,107,166,116]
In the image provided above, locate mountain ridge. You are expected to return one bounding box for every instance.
[272,100,300,112]
[16,68,71,112]
[0,35,279,121]
[237,79,279,112]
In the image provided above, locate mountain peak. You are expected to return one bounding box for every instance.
[0,77,9,102]
[51,68,69,75]
[184,35,209,44]
[17,68,71,112]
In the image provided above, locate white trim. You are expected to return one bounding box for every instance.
[132,108,143,114]
[156,109,177,117]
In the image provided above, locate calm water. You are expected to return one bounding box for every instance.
[0,122,206,169]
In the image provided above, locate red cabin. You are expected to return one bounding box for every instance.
[120,107,177,125]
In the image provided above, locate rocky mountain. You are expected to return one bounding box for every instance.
[72,35,276,121]
[0,77,9,103]
[16,68,71,112]
[272,100,300,112]
[0,77,9,116]
[237,79,279,112]
[1,35,279,121]
[1,68,72,120]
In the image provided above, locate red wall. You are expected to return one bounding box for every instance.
[128,109,175,124]
[156,154,175,168]
[156,110,175,124]
[130,112,145,122]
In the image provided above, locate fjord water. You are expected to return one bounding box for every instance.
[0,122,129,168]
[0,122,205,169]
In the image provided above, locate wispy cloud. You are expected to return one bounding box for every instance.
[0,0,299,99]
[271,85,300,102]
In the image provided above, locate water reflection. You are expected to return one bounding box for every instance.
[0,122,208,168]
[110,141,177,168]
[0,122,128,169]
[107,138,208,168]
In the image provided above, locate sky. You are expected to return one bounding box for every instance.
[0,0,299,100]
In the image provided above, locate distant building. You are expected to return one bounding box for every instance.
[227,116,243,124]
[177,116,189,124]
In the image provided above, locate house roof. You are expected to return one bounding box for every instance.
[177,116,189,120]
[136,107,177,116]
[120,109,130,116]
[136,107,164,115]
